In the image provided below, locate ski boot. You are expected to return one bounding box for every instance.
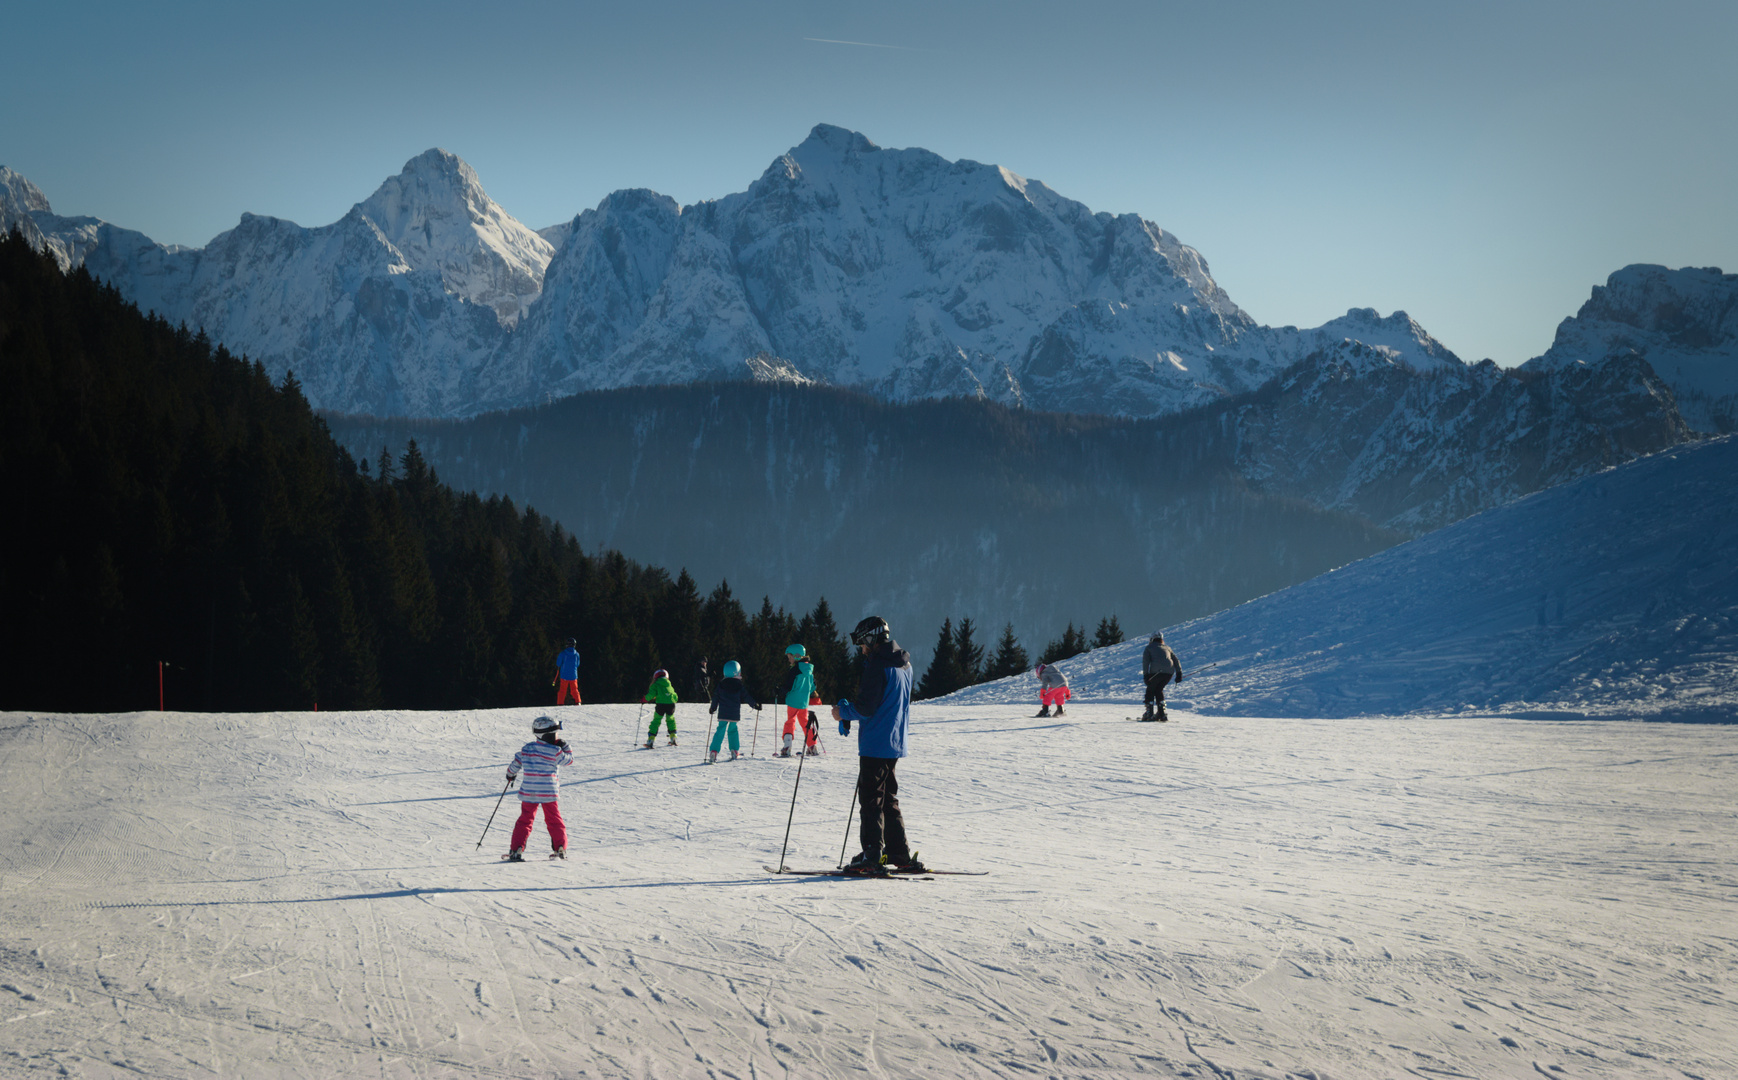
[506,848,525,862]
[885,850,927,874]
[552,847,566,859]
[1140,705,1156,722]
[729,750,741,760]
[804,744,820,756]
[643,739,656,749]
[667,735,678,747]
[1055,704,1065,716]
[842,850,886,875]
[707,750,718,763]
[1036,705,1051,718]
[1156,707,1169,723]
[779,734,793,757]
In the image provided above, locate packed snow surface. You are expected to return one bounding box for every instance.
[952,436,1738,721]
[1,701,1733,1078]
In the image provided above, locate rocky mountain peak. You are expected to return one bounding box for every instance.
[0,166,52,214]
[1525,264,1738,432]
[351,149,554,327]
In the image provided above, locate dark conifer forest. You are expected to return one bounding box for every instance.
[0,233,855,712]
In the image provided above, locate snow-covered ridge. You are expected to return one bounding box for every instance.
[950,435,1738,720]
[2,129,1462,418]
[1524,264,1737,433]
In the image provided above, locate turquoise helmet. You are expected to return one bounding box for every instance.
[785,643,806,658]
[723,660,741,678]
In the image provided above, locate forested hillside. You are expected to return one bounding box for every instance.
[0,232,846,711]
[328,382,1415,662]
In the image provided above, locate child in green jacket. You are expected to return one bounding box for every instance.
[643,668,679,748]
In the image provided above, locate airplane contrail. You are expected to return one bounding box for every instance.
[802,37,919,51]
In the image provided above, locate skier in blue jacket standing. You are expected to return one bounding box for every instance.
[832,616,925,874]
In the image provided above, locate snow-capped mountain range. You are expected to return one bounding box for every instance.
[4,127,1474,420]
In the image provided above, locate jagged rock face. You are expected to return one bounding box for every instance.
[0,167,51,252]
[1,151,543,417]
[352,149,554,329]
[1225,341,1693,531]
[1,130,1460,419]
[1524,264,1738,432]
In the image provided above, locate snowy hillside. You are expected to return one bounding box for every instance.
[952,436,1738,719]
[1523,264,1738,434]
[3,129,1461,419]
[2,701,1732,1078]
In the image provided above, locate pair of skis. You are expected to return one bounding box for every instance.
[763,864,986,879]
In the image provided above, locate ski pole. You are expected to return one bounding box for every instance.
[703,708,716,764]
[773,739,808,873]
[476,776,513,850]
[635,700,645,747]
[751,706,761,757]
[837,775,857,868]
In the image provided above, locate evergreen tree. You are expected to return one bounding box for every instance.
[984,622,1030,681]
[1039,621,1088,665]
[1092,615,1124,650]
[916,617,963,700]
[799,596,850,703]
[953,616,985,685]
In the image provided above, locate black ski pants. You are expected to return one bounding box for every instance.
[856,755,909,862]
[1144,671,1173,707]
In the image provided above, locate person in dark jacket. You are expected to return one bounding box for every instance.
[706,660,761,762]
[691,658,712,703]
[832,616,924,874]
[1140,632,1185,722]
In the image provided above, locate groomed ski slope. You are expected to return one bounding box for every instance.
[950,435,1738,721]
[2,701,1733,1078]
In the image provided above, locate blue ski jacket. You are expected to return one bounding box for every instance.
[838,643,913,759]
[556,647,581,681]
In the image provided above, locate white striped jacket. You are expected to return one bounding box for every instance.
[508,739,573,803]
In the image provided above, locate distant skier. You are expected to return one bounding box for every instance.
[643,668,679,748]
[707,660,762,762]
[1140,632,1185,722]
[691,657,713,703]
[1035,661,1070,717]
[504,715,574,861]
[553,638,582,705]
[833,616,925,874]
[777,644,818,757]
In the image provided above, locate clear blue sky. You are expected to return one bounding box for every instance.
[6,0,1734,365]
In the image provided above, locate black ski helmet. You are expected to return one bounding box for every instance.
[565,637,577,648]
[850,616,891,647]
[532,715,562,735]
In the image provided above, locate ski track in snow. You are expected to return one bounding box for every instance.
[0,702,1732,1079]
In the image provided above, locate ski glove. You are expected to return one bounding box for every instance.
[556,739,569,750]
[506,772,517,785]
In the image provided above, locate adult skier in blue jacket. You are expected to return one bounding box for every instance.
[832,616,925,874]
[553,639,582,705]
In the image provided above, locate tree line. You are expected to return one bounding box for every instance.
[913,615,1123,700]
[0,231,1091,712]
